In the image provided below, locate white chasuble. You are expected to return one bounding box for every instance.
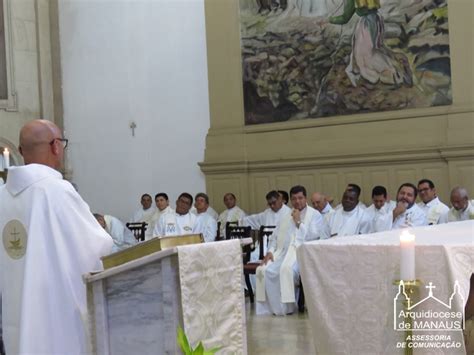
[0,164,113,355]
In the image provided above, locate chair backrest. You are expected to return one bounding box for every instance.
[216,221,221,241]
[225,221,239,239]
[226,225,251,240]
[227,225,252,262]
[258,225,276,260]
[126,222,147,242]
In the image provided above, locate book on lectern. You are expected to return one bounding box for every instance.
[101,233,203,269]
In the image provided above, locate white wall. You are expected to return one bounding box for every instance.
[59,0,210,220]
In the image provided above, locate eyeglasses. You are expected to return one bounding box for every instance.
[49,138,68,149]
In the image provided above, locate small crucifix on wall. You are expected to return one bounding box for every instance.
[129,121,137,137]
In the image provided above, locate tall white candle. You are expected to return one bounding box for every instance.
[3,148,10,169]
[400,230,415,280]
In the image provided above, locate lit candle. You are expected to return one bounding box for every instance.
[3,148,10,169]
[400,230,415,280]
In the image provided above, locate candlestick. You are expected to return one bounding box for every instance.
[3,148,10,169]
[400,230,415,280]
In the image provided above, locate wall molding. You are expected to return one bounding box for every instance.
[200,145,474,174]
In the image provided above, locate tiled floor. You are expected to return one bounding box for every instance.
[246,302,315,354]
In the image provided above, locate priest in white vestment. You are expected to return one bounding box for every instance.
[364,185,396,233]
[131,193,156,238]
[256,185,329,316]
[154,192,197,237]
[416,179,449,225]
[191,205,218,220]
[243,190,291,259]
[193,192,218,242]
[440,187,474,223]
[334,184,367,211]
[148,192,174,240]
[377,183,428,230]
[326,190,371,237]
[310,191,333,216]
[0,120,113,355]
[217,193,246,238]
[94,213,137,252]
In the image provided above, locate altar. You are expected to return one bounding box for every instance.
[298,220,474,354]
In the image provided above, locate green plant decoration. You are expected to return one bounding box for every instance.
[177,326,220,355]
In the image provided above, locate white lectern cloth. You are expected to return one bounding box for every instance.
[178,240,247,354]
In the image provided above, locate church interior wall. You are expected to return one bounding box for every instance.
[1,0,472,220]
[0,0,55,166]
[202,0,474,213]
[58,0,211,221]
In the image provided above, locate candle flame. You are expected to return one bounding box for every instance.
[400,230,415,242]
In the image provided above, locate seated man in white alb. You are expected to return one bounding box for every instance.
[191,204,218,221]
[334,184,367,210]
[256,185,329,316]
[217,192,246,238]
[326,189,370,237]
[154,192,197,237]
[94,213,137,252]
[439,187,474,223]
[377,183,428,230]
[364,185,396,233]
[243,190,292,259]
[148,192,174,240]
[193,192,218,242]
[310,191,333,216]
[131,193,156,238]
[416,179,449,225]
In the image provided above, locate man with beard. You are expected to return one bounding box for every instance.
[389,183,427,229]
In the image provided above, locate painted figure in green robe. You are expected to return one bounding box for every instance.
[330,0,412,87]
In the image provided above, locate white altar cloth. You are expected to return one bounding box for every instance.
[298,221,474,354]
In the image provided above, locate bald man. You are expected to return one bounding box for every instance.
[310,192,333,216]
[0,119,113,354]
[439,187,474,223]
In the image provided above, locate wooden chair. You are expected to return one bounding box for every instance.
[243,225,276,303]
[225,221,239,239]
[126,222,147,242]
[215,221,239,241]
[225,225,254,301]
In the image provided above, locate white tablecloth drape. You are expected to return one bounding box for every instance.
[298,220,474,354]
